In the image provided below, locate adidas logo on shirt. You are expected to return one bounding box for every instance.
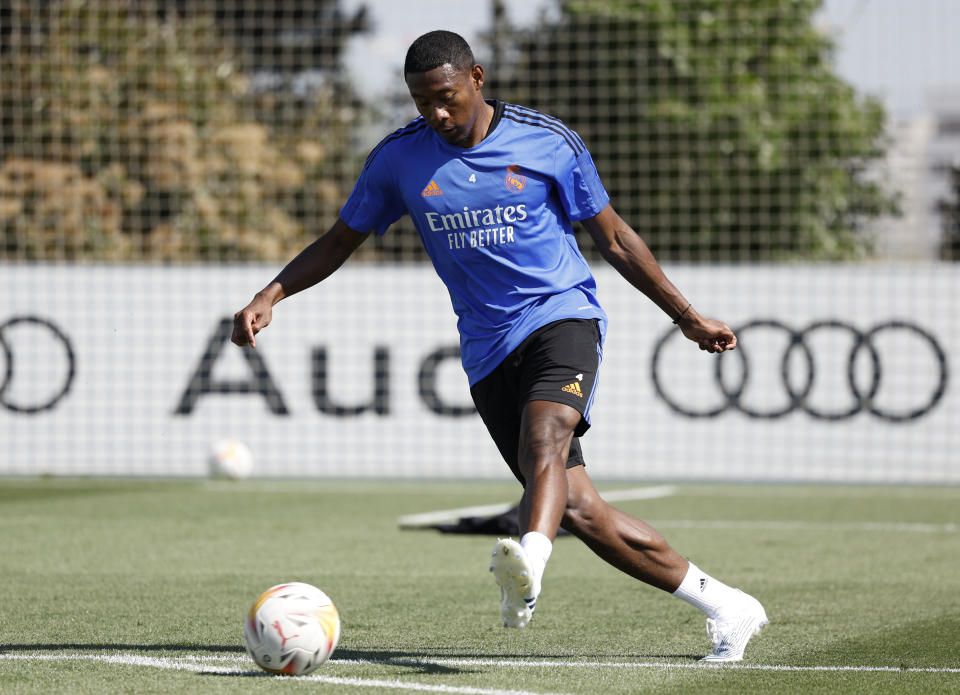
[421,180,444,197]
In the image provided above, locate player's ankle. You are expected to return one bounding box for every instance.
[672,561,741,618]
[520,531,552,585]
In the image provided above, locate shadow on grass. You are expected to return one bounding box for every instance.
[333,647,707,673]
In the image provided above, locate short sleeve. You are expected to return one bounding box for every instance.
[553,140,610,222]
[339,150,406,236]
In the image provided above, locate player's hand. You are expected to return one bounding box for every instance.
[232,295,273,348]
[678,313,737,354]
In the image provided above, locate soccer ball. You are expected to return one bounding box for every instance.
[244,582,341,676]
[207,439,254,480]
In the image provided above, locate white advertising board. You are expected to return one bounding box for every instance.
[1,263,957,482]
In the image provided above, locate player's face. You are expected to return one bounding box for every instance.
[406,64,487,147]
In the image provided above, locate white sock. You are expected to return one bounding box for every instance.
[519,531,552,585]
[672,561,742,618]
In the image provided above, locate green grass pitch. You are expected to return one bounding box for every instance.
[1,478,958,694]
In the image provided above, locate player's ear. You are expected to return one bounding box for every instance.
[470,64,484,90]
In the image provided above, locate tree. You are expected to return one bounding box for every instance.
[939,162,960,261]
[485,0,899,261]
[157,0,370,74]
[0,0,367,261]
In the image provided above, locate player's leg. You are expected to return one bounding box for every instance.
[470,351,547,628]
[515,399,581,541]
[560,464,687,589]
[561,465,768,661]
[510,318,602,545]
[477,319,600,628]
[489,399,580,628]
[494,315,604,625]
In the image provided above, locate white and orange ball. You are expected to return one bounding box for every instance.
[244,582,341,676]
[207,439,254,480]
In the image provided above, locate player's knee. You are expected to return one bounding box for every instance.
[520,402,579,461]
[562,485,605,533]
[518,433,573,479]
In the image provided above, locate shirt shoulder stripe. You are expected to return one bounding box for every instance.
[503,103,586,151]
[364,118,429,170]
[502,108,584,156]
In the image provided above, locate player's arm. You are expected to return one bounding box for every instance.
[231,218,369,348]
[581,204,736,353]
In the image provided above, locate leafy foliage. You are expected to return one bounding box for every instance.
[486,0,899,260]
[938,162,960,260]
[0,0,363,261]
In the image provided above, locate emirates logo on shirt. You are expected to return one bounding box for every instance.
[505,165,526,192]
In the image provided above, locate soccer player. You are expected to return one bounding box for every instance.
[232,30,768,662]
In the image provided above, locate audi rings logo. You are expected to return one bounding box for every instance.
[0,316,76,413]
[652,319,949,422]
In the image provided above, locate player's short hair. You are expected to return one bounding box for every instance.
[404,30,475,76]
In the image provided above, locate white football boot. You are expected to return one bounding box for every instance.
[701,590,768,662]
[489,538,540,628]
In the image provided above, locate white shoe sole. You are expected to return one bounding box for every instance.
[490,538,537,629]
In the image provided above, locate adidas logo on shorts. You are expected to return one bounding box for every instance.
[561,382,583,397]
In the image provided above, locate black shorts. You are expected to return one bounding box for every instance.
[470,319,602,485]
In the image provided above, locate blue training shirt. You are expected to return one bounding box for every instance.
[340,101,610,385]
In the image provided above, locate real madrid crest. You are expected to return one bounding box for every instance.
[505,165,526,192]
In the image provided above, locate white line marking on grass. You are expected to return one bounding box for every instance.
[0,652,243,674]
[0,653,571,695]
[300,674,571,694]
[648,520,957,534]
[335,657,960,675]
[204,482,337,493]
[397,502,515,528]
[397,486,676,528]
[682,486,960,500]
[599,486,678,502]
[6,651,960,680]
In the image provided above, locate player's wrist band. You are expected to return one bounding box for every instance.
[672,303,692,324]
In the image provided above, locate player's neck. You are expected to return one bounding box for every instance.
[459,101,496,148]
